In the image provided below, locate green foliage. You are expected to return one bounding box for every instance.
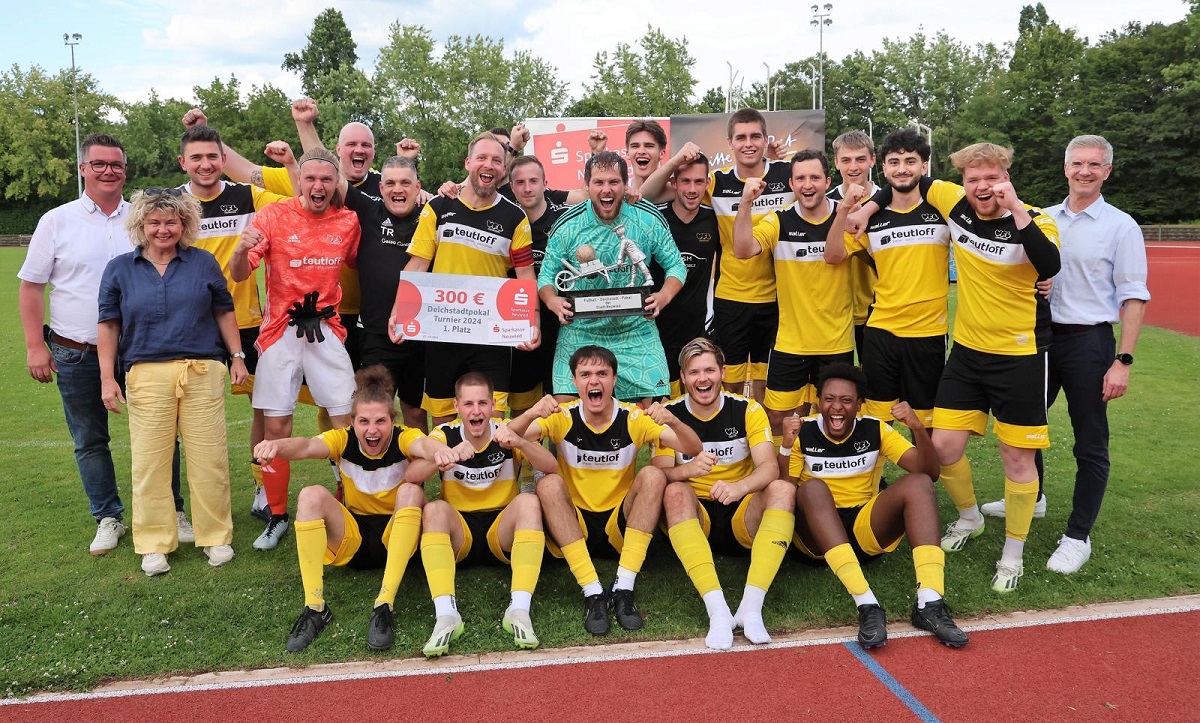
[373,23,568,186]
[0,64,116,203]
[566,26,698,117]
[281,8,359,100]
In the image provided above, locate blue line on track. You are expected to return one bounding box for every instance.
[843,642,940,722]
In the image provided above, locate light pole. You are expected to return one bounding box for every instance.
[810,3,832,109]
[64,32,82,197]
[805,62,817,109]
[763,62,771,111]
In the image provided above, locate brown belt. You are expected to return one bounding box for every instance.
[1051,322,1109,335]
[49,331,96,352]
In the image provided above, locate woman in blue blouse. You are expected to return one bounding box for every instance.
[98,189,247,576]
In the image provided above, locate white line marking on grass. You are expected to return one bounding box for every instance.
[6,594,1200,706]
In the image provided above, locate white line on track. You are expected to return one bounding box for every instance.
[6,594,1199,707]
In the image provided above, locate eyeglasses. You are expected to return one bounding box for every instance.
[1068,161,1109,172]
[86,160,126,173]
[141,187,183,197]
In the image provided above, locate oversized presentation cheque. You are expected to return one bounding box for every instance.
[392,272,537,346]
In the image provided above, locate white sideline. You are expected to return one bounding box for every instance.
[6,594,1199,706]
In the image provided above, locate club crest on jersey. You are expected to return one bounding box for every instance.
[697,233,712,242]
[854,441,871,453]
[725,427,739,439]
[488,452,506,464]
[767,182,786,192]
[610,439,621,449]
[221,204,238,214]
[487,220,504,234]
[995,229,1012,241]
[922,213,941,223]
[323,234,342,245]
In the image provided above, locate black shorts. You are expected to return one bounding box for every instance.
[699,498,749,557]
[346,512,391,570]
[712,298,777,366]
[792,504,881,566]
[342,314,362,371]
[862,327,946,411]
[854,323,867,366]
[510,311,560,396]
[237,327,262,375]
[460,509,506,567]
[935,344,1048,428]
[359,330,425,408]
[766,349,856,393]
[581,506,628,561]
[424,341,512,403]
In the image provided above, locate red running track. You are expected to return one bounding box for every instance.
[6,608,1198,722]
[1146,242,1200,336]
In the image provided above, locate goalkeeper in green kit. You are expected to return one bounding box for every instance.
[538,152,687,403]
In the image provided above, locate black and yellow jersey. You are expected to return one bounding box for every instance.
[535,400,665,512]
[752,201,854,355]
[706,160,794,304]
[788,415,912,508]
[845,200,950,337]
[409,195,533,278]
[829,183,879,326]
[430,419,522,513]
[183,180,288,329]
[653,392,772,498]
[922,180,1060,355]
[319,424,426,516]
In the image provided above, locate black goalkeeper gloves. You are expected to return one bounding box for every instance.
[286,291,337,343]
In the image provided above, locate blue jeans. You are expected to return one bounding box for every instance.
[52,341,183,522]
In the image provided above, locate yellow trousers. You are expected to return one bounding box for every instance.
[127,359,232,553]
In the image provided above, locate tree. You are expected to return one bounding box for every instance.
[117,91,193,188]
[0,64,116,202]
[282,8,359,100]
[695,86,726,114]
[566,26,697,116]
[373,23,567,186]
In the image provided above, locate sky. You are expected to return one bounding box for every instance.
[7,0,1192,108]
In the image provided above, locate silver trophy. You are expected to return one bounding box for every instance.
[554,224,654,318]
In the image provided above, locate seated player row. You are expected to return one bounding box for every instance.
[254,340,967,657]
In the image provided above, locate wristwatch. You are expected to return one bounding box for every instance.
[231,351,247,360]
[1115,353,1133,366]
[505,143,520,157]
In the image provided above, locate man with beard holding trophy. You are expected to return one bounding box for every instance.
[538,152,687,405]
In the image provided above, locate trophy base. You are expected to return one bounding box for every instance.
[563,287,651,319]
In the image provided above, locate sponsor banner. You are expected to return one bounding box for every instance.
[524,111,824,189]
[524,117,671,190]
[391,272,536,346]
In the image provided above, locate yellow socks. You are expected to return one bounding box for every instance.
[561,539,600,590]
[295,519,328,609]
[509,529,545,595]
[421,532,456,599]
[912,544,945,596]
[668,519,720,596]
[940,456,978,512]
[747,509,795,591]
[825,542,870,596]
[1004,477,1039,541]
[374,506,422,608]
[617,528,653,576]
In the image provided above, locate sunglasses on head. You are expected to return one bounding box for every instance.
[142,187,183,198]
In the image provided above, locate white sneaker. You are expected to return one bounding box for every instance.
[940,517,985,552]
[142,553,170,577]
[204,545,235,567]
[253,517,289,550]
[176,510,195,544]
[991,559,1023,593]
[980,495,1047,519]
[90,517,126,556]
[1046,535,1091,574]
[422,613,465,658]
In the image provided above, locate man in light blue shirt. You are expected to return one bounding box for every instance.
[981,135,1149,574]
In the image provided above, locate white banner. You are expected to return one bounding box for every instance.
[391,272,536,346]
